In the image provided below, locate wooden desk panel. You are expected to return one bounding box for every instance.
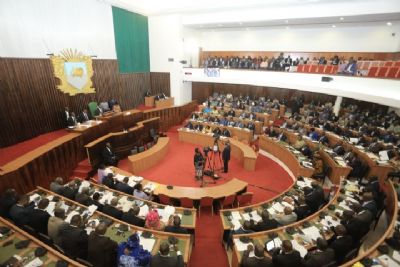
[178,129,257,171]
[145,96,156,107]
[259,135,314,177]
[188,121,253,143]
[128,137,170,174]
[155,97,174,108]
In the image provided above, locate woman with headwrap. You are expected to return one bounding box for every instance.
[117,233,152,267]
[144,207,165,231]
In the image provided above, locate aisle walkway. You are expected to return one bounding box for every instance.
[118,128,294,267]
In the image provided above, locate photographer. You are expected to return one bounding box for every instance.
[194,148,205,180]
[222,141,231,173]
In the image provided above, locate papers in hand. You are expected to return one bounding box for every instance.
[29,193,41,203]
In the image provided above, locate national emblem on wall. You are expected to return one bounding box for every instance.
[51,49,95,95]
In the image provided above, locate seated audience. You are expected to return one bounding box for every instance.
[293,135,306,150]
[118,234,152,266]
[121,206,145,227]
[102,173,116,189]
[327,224,354,264]
[272,240,303,267]
[241,243,273,267]
[50,177,64,195]
[88,222,118,267]
[150,241,183,267]
[67,112,78,127]
[79,108,90,123]
[133,183,152,201]
[91,192,104,212]
[9,195,34,227]
[48,208,68,246]
[102,197,123,220]
[59,214,88,260]
[75,187,94,206]
[250,210,278,232]
[234,220,254,235]
[312,152,324,176]
[61,180,79,200]
[115,177,134,195]
[165,215,189,234]
[145,206,165,231]
[303,238,335,267]
[102,142,119,166]
[0,188,18,219]
[273,207,297,226]
[28,198,50,235]
[294,196,311,220]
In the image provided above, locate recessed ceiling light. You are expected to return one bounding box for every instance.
[387,22,392,26]
[332,25,336,28]
[340,17,344,21]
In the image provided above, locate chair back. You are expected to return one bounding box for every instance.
[131,146,138,155]
[76,258,94,267]
[180,197,194,208]
[159,194,171,205]
[138,146,145,153]
[38,233,53,246]
[343,248,358,262]
[236,192,253,207]
[88,101,98,117]
[222,194,236,207]
[200,196,213,206]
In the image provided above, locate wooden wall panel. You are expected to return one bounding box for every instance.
[0,58,151,148]
[150,72,170,96]
[192,82,336,105]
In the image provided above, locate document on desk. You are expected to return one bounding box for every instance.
[139,204,149,217]
[79,181,90,191]
[24,258,43,267]
[231,211,242,221]
[231,219,242,230]
[267,207,277,215]
[291,240,308,258]
[378,254,400,266]
[234,238,250,251]
[29,193,41,203]
[65,211,80,223]
[272,202,285,213]
[114,174,125,182]
[45,201,56,216]
[301,226,322,241]
[140,237,156,252]
[320,216,340,228]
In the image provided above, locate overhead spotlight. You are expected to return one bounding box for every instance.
[387,22,392,26]
[332,25,336,28]
[340,17,344,21]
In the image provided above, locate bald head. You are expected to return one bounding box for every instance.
[55,177,64,185]
[95,222,108,235]
[282,240,293,253]
[254,244,264,258]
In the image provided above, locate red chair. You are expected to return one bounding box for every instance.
[220,194,236,209]
[367,66,378,77]
[316,65,325,73]
[384,61,394,67]
[394,61,400,67]
[309,65,317,73]
[236,192,254,207]
[159,194,171,205]
[386,67,400,78]
[331,65,339,74]
[376,67,389,77]
[361,61,371,70]
[180,197,193,208]
[304,65,311,73]
[297,65,305,72]
[324,65,333,74]
[199,196,214,217]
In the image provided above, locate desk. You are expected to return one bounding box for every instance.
[34,187,193,264]
[128,137,170,174]
[145,96,156,107]
[259,135,314,177]
[0,217,84,266]
[188,121,253,143]
[155,97,174,108]
[178,129,257,171]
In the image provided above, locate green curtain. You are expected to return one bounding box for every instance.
[112,6,150,73]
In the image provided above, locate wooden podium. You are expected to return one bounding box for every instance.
[155,97,174,108]
[144,96,156,107]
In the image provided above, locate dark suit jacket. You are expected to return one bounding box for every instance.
[222,145,231,161]
[344,210,373,240]
[87,232,118,267]
[102,147,116,165]
[59,225,88,259]
[164,225,189,234]
[150,254,184,267]
[294,204,312,220]
[61,186,78,200]
[79,112,90,123]
[102,204,123,220]
[362,201,378,218]
[102,176,116,189]
[121,212,145,227]
[0,195,17,218]
[305,190,324,212]
[9,204,33,226]
[303,248,335,267]
[67,116,77,127]
[242,250,273,267]
[92,200,104,212]
[115,182,134,195]
[28,208,50,235]
[250,219,278,232]
[272,250,304,267]
[75,193,94,206]
[329,235,353,263]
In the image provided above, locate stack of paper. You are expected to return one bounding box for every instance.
[132,176,144,183]
[231,219,242,230]
[233,238,250,251]
[87,205,98,215]
[139,205,149,217]
[301,226,322,242]
[114,174,126,182]
[267,207,276,215]
[271,203,285,213]
[29,193,41,203]
[231,211,242,221]
[291,240,308,257]
[140,237,156,252]
[320,216,340,228]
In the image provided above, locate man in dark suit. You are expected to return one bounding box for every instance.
[150,242,184,267]
[79,109,90,123]
[50,177,64,195]
[59,214,88,260]
[303,238,335,267]
[304,183,325,213]
[61,181,79,200]
[250,210,278,232]
[74,187,94,206]
[63,107,70,127]
[0,188,18,219]
[165,216,188,234]
[115,177,134,195]
[9,195,34,227]
[88,222,118,267]
[121,206,145,227]
[102,173,116,189]
[272,240,303,267]
[102,142,118,166]
[361,192,378,218]
[102,198,123,220]
[332,141,345,156]
[67,112,78,127]
[222,141,231,173]
[91,192,104,212]
[242,243,273,267]
[328,224,354,264]
[28,198,50,235]
[294,196,311,220]
[343,206,373,240]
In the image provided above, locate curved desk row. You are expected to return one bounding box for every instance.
[79,178,197,229]
[178,129,257,171]
[111,167,248,201]
[128,137,170,174]
[0,217,84,266]
[259,135,314,177]
[33,187,193,264]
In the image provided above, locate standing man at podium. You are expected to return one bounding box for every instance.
[102,142,118,166]
[222,141,231,173]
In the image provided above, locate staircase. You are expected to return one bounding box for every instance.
[70,158,93,180]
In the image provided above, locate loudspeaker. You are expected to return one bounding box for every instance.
[321,76,333,82]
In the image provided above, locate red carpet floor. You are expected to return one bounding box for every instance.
[0,129,69,166]
[118,128,293,267]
